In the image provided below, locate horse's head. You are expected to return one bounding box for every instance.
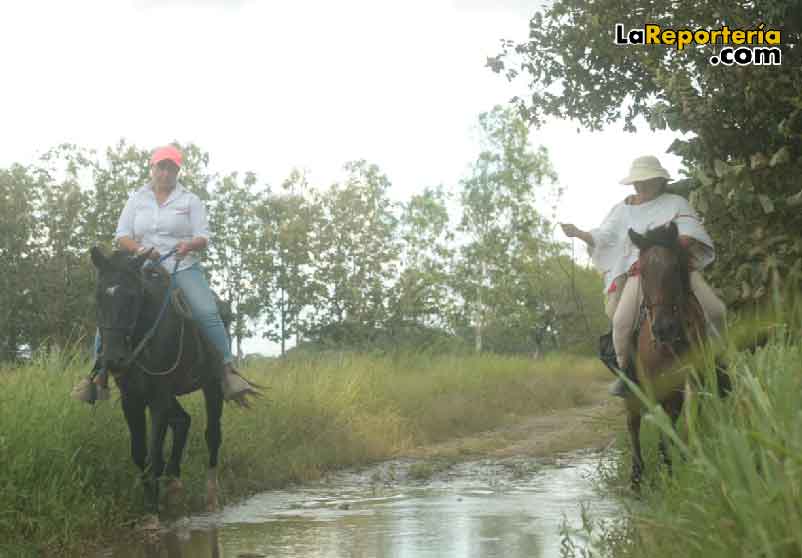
[628,222,691,347]
[90,247,151,370]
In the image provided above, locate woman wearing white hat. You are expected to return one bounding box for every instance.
[561,155,726,396]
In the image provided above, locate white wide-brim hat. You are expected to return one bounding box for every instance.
[619,155,672,185]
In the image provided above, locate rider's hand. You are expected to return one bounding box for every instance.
[560,223,581,238]
[137,246,161,261]
[175,241,192,260]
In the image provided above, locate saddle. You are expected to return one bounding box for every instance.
[142,266,232,332]
[136,267,232,394]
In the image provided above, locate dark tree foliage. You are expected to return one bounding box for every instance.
[489,1,802,306]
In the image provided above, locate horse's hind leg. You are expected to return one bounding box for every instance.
[628,412,644,490]
[203,381,224,512]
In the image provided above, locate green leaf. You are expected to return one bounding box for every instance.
[750,152,769,169]
[758,194,775,214]
[714,159,732,178]
[695,168,713,187]
[769,146,791,167]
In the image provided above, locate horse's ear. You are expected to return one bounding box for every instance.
[130,248,152,271]
[628,228,648,250]
[666,221,679,241]
[90,246,110,271]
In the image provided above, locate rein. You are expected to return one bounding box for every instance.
[124,249,187,376]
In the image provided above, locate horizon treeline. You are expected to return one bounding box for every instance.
[0,107,606,362]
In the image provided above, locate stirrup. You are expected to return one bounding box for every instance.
[599,332,621,375]
[71,377,110,404]
[608,378,629,398]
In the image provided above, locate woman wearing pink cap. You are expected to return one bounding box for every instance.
[561,155,726,397]
[72,145,255,404]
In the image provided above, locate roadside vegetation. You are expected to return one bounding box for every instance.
[0,348,608,557]
[562,309,802,558]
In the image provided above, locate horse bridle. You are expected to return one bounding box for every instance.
[639,272,687,349]
[98,275,146,354]
[99,250,184,374]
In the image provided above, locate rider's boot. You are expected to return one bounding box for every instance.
[70,359,111,404]
[221,363,260,407]
[600,332,635,398]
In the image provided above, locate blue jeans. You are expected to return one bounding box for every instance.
[93,264,233,366]
[173,264,234,365]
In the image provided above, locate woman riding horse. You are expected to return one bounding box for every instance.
[72,145,256,405]
[561,155,726,396]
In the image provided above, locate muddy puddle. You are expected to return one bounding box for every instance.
[97,450,619,558]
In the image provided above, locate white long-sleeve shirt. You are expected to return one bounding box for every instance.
[114,182,210,273]
[589,193,715,293]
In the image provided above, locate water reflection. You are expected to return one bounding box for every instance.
[102,453,617,558]
[129,528,221,558]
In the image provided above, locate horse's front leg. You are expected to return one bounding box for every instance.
[659,391,685,475]
[165,397,191,511]
[203,381,224,512]
[146,398,171,514]
[121,392,148,503]
[627,412,643,490]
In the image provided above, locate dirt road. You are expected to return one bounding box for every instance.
[405,396,623,463]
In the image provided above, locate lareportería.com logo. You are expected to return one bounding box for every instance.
[615,23,782,65]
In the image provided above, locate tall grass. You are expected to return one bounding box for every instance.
[0,349,607,557]
[574,316,802,558]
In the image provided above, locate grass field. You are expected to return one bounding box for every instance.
[563,318,802,558]
[0,348,608,557]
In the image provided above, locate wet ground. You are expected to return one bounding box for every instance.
[98,450,620,558]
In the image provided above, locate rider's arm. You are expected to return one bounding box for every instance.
[575,229,595,247]
[560,224,595,247]
[117,236,142,254]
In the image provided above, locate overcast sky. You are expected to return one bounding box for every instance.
[1,0,684,354]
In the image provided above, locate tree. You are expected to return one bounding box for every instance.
[455,106,559,353]
[489,1,802,306]
[86,140,150,244]
[0,165,45,360]
[252,169,322,356]
[392,186,457,329]
[205,171,261,360]
[309,161,400,338]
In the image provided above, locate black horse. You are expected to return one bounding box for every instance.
[91,246,228,515]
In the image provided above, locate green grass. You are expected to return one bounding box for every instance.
[0,348,606,557]
[567,315,802,558]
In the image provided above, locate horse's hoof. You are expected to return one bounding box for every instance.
[165,478,185,511]
[138,514,161,533]
[206,495,219,513]
[206,470,220,512]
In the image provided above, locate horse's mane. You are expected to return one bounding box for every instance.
[642,225,680,249]
[104,249,168,299]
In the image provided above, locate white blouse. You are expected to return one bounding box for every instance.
[589,193,715,293]
[114,182,210,273]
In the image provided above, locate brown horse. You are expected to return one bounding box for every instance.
[623,222,708,488]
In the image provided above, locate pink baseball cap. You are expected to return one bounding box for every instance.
[150,145,183,168]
